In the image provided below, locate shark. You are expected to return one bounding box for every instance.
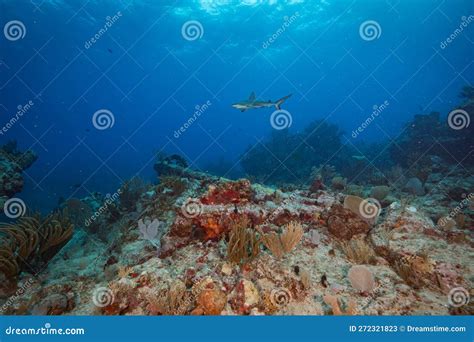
[232,92,292,112]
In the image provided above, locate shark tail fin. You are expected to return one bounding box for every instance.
[275,94,292,110]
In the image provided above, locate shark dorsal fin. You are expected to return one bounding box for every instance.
[248,91,256,102]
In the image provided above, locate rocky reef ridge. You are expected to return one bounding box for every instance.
[0,156,472,316]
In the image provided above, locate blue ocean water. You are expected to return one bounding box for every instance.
[0,0,472,213]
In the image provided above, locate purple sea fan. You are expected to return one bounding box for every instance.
[348,265,375,292]
[138,218,161,241]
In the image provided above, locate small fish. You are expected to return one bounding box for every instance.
[232,92,292,112]
[294,265,300,275]
[351,155,367,161]
[72,183,82,189]
[107,48,113,54]
[321,274,329,288]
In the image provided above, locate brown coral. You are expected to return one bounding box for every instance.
[0,210,73,284]
[191,288,227,315]
[145,280,193,315]
[260,221,304,259]
[343,195,380,224]
[0,243,19,279]
[338,238,376,264]
[325,204,370,240]
[38,211,74,261]
[392,253,435,289]
[323,294,357,315]
[227,216,260,264]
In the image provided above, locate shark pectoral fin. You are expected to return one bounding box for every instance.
[249,91,256,102]
[240,109,246,112]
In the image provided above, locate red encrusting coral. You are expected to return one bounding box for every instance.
[201,179,254,205]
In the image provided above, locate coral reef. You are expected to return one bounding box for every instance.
[370,186,390,202]
[241,121,346,184]
[323,294,357,315]
[324,203,371,240]
[0,154,471,317]
[1,85,473,315]
[0,210,73,296]
[227,216,260,264]
[348,265,375,293]
[0,141,37,205]
[119,177,149,212]
[404,177,425,196]
[260,221,304,259]
[390,87,474,168]
[338,238,376,265]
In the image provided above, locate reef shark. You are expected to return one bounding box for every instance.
[232,92,292,112]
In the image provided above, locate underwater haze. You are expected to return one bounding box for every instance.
[1,0,472,212]
[0,0,473,318]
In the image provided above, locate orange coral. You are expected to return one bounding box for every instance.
[203,217,222,240]
[191,288,227,315]
[323,294,357,315]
